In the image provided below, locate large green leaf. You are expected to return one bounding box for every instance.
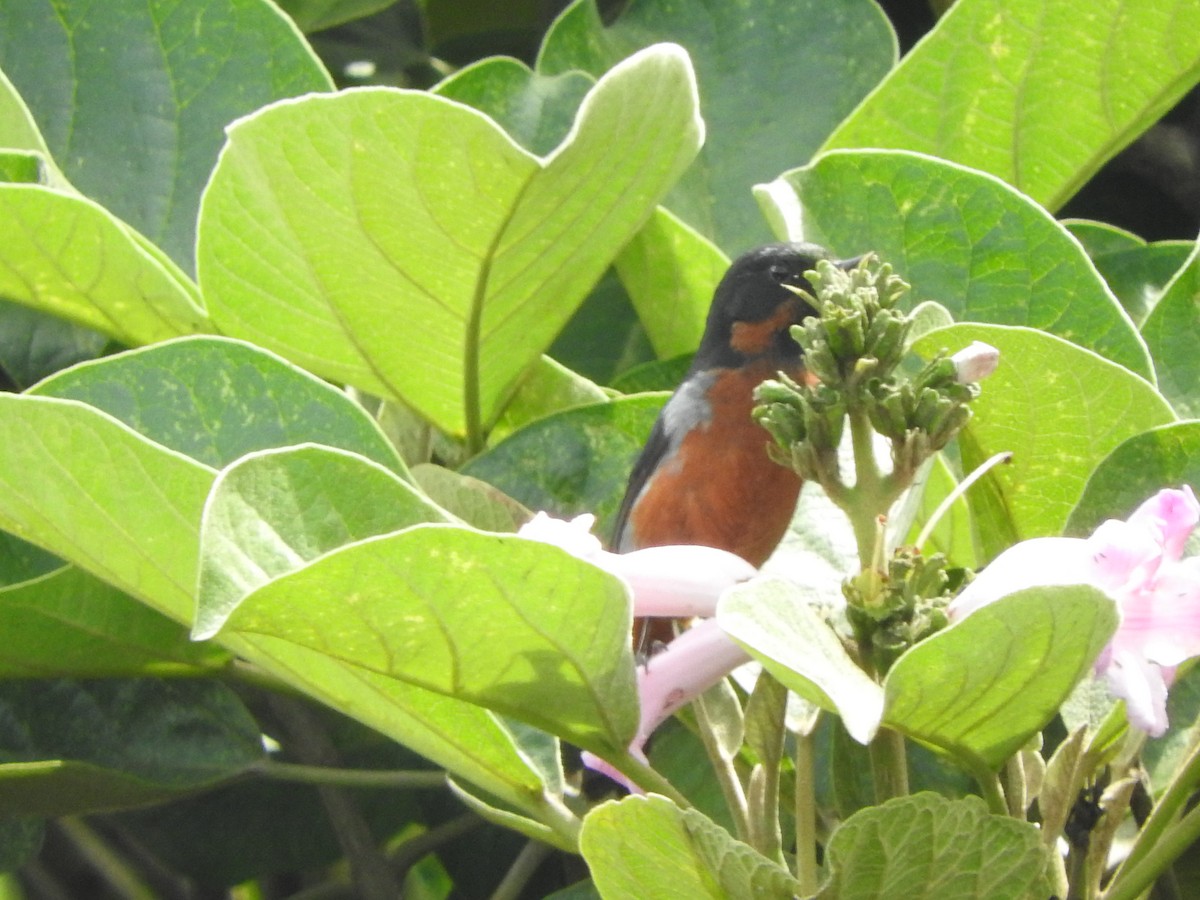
[1140,241,1200,417]
[819,793,1056,899]
[215,526,638,757]
[718,579,884,745]
[1067,422,1200,535]
[0,185,207,345]
[883,587,1117,772]
[759,151,1152,378]
[32,336,406,473]
[581,794,800,900]
[0,393,214,622]
[539,0,896,254]
[195,445,448,638]
[198,44,702,441]
[0,0,333,271]
[910,324,1174,559]
[820,0,1200,212]
[0,679,262,817]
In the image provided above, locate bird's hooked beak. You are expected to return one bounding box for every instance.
[835,254,865,271]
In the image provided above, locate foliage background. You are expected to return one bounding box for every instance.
[0,0,1198,897]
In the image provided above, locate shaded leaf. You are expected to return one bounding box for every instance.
[0,0,333,270]
[0,300,108,390]
[1140,241,1200,417]
[411,464,531,533]
[1067,220,1192,326]
[1067,421,1200,535]
[462,395,666,541]
[0,679,262,817]
[33,336,406,474]
[540,0,896,254]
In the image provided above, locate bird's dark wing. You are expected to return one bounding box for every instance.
[610,411,671,552]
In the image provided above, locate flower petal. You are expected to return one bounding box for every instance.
[948,537,1096,620]
[1127,486,1200,561]
[1102,649,1170,737]
[602,545,757,617]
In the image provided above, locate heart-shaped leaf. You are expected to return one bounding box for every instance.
[198,43,702,442]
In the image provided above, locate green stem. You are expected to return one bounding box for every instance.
[693,692,751,843]
[1103,802,1200,900]
[490,841,554,900]
[974,767,1008,817]
[794,731,820,897]
[1103,730,1200,899]
[252,760,448,790]
[867,728,909,803]
[58,819,156,900]
[612,753,691,808]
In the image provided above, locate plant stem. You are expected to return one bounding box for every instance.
[57,819,156,900]
[613,753,691,808]
[490,840,554,900]
[867,727,909,803]
[794,731,820,896]
[974,767,1008,816]
[693,692,751,843]
[1103,730,1200,899]
[252,760,448,790]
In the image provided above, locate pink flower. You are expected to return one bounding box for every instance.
[518,512,757,790]
[949,487,1200,736]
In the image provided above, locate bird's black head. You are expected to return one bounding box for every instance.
[696,242,857,369]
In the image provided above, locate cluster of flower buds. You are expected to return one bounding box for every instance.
[753,255,997,492]
[843,548,957,674]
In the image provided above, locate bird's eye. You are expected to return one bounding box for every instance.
[767,264,792,283]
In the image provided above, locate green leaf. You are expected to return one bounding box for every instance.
[462,394,666,541]
[0,566,227,678]
[0,819,42,871]
[198,44,702,441]
[195,445,448,639]
[33,336,406,474]
[819,793,1056,900]
[0,185,207,345]
[1140,241,1200,417]
[411,464,531,533]
[0,67,51,157]
[0,0,333,271]
[0,300,108,390]
[719,579,883,745]
[0,394,214,622]
[0,149,45,184]
[0,679,262,817]
[883,587,1117,772]
[539,0,896,253]
[1066,220,1193,327]
[581,794,800,900]
[489,355,609,442]
[1067,421,1200,535]
[910,324,1174,559]
[760,151,1153,378]
[276,0,397,32]
[0,396,554,812]
[614,208,729,360]
[0,531,61,587]
[219,527,638,757]
[820,0,1200,212]
[434,57,594,156]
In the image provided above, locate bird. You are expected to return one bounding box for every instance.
[610,242,860,647]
